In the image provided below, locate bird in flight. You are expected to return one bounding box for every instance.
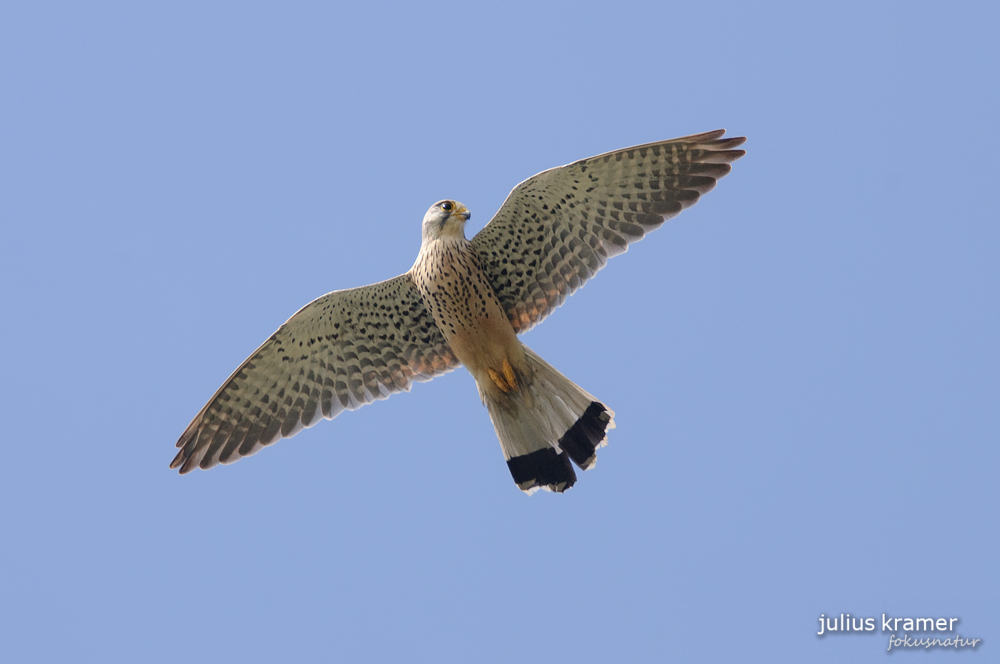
[172,129,746,493]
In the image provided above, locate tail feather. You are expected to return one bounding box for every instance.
[558,402,614,470]
[506,448,576,494]
[484,345,616,494]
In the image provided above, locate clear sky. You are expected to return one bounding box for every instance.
[2,2,998,662]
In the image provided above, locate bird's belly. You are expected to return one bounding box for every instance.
[442,308,521,376]
[413,238,526,382]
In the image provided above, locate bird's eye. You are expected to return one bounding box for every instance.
[440,202,453,211]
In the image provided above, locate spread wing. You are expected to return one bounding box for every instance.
[471,129,746,333]
[171,274,459,473]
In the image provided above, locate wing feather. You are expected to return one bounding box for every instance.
[171,274,459,473]
[471,129,746,333]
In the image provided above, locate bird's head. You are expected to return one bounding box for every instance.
[421,199,471,242]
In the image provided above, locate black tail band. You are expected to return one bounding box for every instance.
[558,401,612,470]
[507,447,576,493]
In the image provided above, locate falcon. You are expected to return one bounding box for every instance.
[171,129,746,493]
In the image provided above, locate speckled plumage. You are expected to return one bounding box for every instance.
[171,276,458,473]
[472,130,747,333]
[172,129,746,492]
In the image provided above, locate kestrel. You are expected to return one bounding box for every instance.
[172,129,746,493]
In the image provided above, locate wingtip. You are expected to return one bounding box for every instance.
[663,130,747,160]
[169,446,203,474]
[682,128,728,142]
[703,134,746,151]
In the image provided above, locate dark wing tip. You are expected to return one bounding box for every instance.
[677,128,728,142]
[170,455,197,474]
[170,444,198,474]
[709,135,747,149]
[704,148,746,164]
[670,129,746,146]
[692,131,746,163]
[170,418,203,473]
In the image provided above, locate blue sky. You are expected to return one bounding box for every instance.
[2,2,998,662]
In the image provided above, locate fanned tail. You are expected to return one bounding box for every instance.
[484,345,615,494]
